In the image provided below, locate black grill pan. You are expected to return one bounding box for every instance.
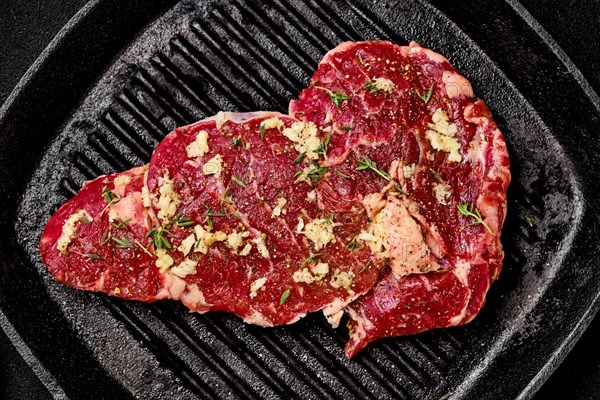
[1,0,600,399]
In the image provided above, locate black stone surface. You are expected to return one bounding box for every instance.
[0,1,598,399]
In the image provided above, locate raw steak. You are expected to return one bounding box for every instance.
[40,112,381,326]
[40,40,510,356]
[290,41,510,356]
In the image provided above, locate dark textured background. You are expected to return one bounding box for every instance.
[1,0,599,398]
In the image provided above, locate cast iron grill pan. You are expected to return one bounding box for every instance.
[2,0,600,399]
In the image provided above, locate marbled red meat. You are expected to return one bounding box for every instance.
[41,112,380,327]
[40,40,510,356]
[291,41,510,356]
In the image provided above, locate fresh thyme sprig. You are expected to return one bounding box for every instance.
[315,131,332,157]
[146,227,174,250]
[111,236,134,249]
[314,86,349,107]
[259,124,266,140]
[336,169,350,179]
[167,216,194,228]
[457,202,493,234]
[295,162,328,185]
[359,260,371,273]
[362,80,379,94]
[230,135,245,148]
[417,85,434,103]
[345,236,357,250]
[430,168,444,183]
[111,217,132,231]
[101,186,120,206]
[356,156,406,195]
[356,156,391,180]
[293,151,307,165]
[301,253,320,267]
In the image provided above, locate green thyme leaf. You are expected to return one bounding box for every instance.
[293,152,307,165]
[362,80,379,94]
[232,176,246,188]
[336,169,350,179]
[457,202,493,234]
[111,236,134,249]
[417,85,434,103]
[280,289,291,305]
[314,86,349,107]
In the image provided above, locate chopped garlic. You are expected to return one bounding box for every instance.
[250,277,267,298]
[433,182,452,205]
[186,130,210,159]
[260,116,284,131]
[156,172,181,223]
[170,258,198,278]
[178,233,196,256]
[141,186,152,208]
[252,235,270,259]
[271,197,288,217]
[402,163,417,179]
[114,175,131,187]
[202,154,223,177]
[425,108,462,162]
[311,262,329,277]
[330,269,355,290]
[56,209,90,253]
[282,121,321,160]
[226,231,249,254]
[293,268,315,284]
[155,248,174,272]
[301,218,337,251]
[193,225,227,254]
[215,111,228,130]
[296,216,305,233]
[306,190,317,202]
[357,208,389,254]
[239,243,252,256]
[373,77,395,93]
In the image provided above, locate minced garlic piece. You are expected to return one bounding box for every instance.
[186,130,210,159]
[215,111,228,130]
[282,121,321,160]
[202,154,223,176]
[425,108,462,162]
[156,172,181,223]
[227,231,249,254]
[271,197,288,217]
[252,235,270,259]
[311,262,329,277]
[330,269,355,290]
[114,174,131,187]
[433,182,452,205]
[178,233,196,256]
[261,116,285,131]
[193,225,227,254]
[239,243,252,256]
[373,77,395,93]
[155,248,174,272]
[141,186,152,208]
[250,277,267,298]
[306,190,317,202]
[170,258,198,278]
[301,218,337,251]
[357,209,388,254]
[293,268,315,284]
[296,216,305,233]
[293,262,329,284]
[56,209,90,253]
[402,163,417,179]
